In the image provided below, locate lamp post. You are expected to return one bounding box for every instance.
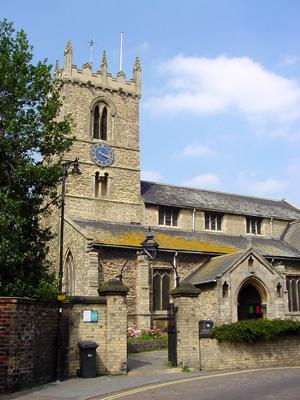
[141,227,180,288]
[56,158,81,381]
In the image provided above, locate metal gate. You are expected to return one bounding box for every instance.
[167,303,177,367]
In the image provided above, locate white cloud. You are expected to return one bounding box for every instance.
[145,54,300,122]
[183,173,221,189]
[237,172,286,196]
[141,170,163,182]
[178,143,215,158]
[279,55,299,66]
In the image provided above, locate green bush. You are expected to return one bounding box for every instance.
[212,319,300,343]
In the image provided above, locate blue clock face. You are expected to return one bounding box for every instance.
[91,144,114,167]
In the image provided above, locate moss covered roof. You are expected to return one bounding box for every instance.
[70,219,300,258]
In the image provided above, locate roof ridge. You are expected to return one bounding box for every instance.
[141,180,288,205]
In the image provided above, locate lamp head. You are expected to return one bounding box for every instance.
[71,158,81,176]
[141,227,159,261]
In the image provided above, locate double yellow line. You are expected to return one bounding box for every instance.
[93,366,300,400]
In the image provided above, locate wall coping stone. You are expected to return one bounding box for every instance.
[98,278,129,296]
[68,296,106,304]
[170,283,201,298]
[0,297,62,305]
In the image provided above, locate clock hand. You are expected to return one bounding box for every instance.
[98,151,113,160]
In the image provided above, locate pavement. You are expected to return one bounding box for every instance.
[4,350,299,400]
[2,350,204,400]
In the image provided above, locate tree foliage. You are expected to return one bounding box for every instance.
[0,20,74,297]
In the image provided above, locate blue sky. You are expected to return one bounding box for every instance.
[2,0,300,206]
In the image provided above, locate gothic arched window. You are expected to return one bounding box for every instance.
[63,251,75,296]
[92,102,110,140]
[100,106,107,140]
[95,171,109,197]
[93,106,100,139]
[152,269,171,311]
[287,276,300,311]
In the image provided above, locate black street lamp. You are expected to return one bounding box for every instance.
[141,227,180,288]
[141,227,159,261]
[56,158,81,381]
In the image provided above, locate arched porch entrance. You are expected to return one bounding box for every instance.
[237,279,267,320]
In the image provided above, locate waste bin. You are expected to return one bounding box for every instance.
[77,340,98,378]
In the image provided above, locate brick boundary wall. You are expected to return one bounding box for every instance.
[199,336,300,370]
[0,297,69,394]
[1,284,128,394]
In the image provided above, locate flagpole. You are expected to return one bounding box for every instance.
[120,32,123,71]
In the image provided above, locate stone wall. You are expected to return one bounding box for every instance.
[199,337,300,370]
[144,206,288,238]
[196,285,219,324]
[98,248,137,317]
[0,298,69,394]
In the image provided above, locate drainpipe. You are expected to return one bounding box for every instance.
[270,217,273,238]
[192,208,196,230]
[173,251,178,287]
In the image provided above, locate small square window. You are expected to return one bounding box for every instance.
[158,206,178,227]
[246,217,262,235]
[204,212,223,231]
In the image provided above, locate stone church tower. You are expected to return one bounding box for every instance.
[56,40,143,225]
[47,41,147,302]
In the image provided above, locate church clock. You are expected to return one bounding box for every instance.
[91,143,114,167]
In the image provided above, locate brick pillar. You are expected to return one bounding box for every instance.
[99,279,129,375]
[135,254,151,330]
[171,283,201,369]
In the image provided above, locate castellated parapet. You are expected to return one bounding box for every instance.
[55,40,141,98]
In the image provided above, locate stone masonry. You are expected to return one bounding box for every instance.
[199,336,300,370]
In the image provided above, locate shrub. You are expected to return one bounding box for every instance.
[127,326,166,342]
[212,319,300,343]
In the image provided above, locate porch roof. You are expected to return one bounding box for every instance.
[184,251,246,285]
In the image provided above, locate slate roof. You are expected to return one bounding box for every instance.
[282,221,300,252]
[184,248,274,285]
[70,218,300,259]
[141,181,300,220]
[185,251,245,284]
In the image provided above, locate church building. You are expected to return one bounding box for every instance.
[49,41,300,329]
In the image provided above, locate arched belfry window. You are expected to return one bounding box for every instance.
[63,251,75,296]
[95,171,109,197]
[93,106,100,139]
[92,99,116,141]
[100,106,107,140]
